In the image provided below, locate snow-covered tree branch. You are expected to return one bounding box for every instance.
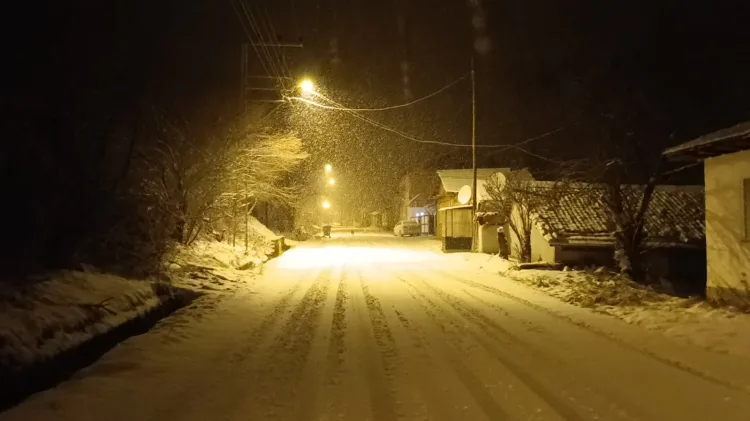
[137,110,308,247]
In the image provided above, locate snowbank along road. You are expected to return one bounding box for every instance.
[4,234,750,421]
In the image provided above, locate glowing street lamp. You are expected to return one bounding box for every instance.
[324,164,332,173]
[328,178,335,186]
[300,79,314,94]
[322,200,331,209]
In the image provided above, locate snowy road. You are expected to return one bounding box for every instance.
[4,234,750,420]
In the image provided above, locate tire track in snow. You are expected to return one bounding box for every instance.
[383,278,496,421]
[396,277,511,421]
[293,267,345,421]
[236,269,333,420]
[229,275,310,363]
[439,270,750,395]
[414,276,560,361]
[326,270,348,380]
[348,272,399,421]
[323,266,374,421]
[149,271,325,421]
[459,288,548,334]
[400,275,605,421]
[403,271,650,421]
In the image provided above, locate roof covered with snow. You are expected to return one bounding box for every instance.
[436,168,509,193]
[436,168,512,203]
[529,183,705,248]
[663,121,750,161]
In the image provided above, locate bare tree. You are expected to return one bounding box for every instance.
[217,132,308,248]
[138,111,230,246]
[598,159,663,283]
[484,170,577,263]
[560,156,676,284]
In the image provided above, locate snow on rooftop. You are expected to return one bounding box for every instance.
[436,168,509,193]
[663,121,750,159]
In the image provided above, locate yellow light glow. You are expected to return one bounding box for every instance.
[277,246,440,270]
[328,178,335,185]
[322,200,331,209]
[300,79,314,93]
[324,164,332,173]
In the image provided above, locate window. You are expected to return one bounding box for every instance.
[744,179,750,239]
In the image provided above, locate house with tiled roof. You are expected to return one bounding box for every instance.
[509,181,706,284]
[663,121,750,306]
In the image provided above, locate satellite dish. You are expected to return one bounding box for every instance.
[458,185,472,204]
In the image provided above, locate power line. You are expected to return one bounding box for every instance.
[262,7,293,79]
[287,73,469,112]
[302,91,563,151]
[506,144,565,163]
[253,6,290,87]
[230,0,304,107]
[229,0,273,79]
[240,1,285,85]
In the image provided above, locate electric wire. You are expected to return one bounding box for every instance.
[287,73,469,112]
[303,91,563,152]
[262,7,294,81]
[239,0,286,87]
[244,5,284,83]
[229,0,273,80]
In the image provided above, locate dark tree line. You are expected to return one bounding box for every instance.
[0,1,309,279]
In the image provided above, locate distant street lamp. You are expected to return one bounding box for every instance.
[300,79,314,94]
[328,178,335,186]
[324,164,332,173]
[322,200,331,209]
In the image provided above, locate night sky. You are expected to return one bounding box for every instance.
[6,0,750,207]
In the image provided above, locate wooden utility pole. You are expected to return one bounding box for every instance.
[240,43,249,112]
[241,41,304,109]
[471,56,478,252]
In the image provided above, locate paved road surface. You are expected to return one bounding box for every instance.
[3,234,750,420]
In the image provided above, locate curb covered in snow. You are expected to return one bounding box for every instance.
[0,271,199,410]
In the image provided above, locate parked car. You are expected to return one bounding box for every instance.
[393,220,421,237]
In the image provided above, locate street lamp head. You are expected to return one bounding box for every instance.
[324,164,332,173]
[300,79,314,94]
[322,200,331,209]
[328,178,335,186]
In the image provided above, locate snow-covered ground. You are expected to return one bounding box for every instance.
[0,270,166,370]
[0,216,281,375]
[455,252,750,360]
[167,241,261,293]
[166,216,282,293]
[3,235,750,420]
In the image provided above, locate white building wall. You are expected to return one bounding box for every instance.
[530,223,556,263]
[704,149,750,306]
[508,204,556,262]
[478,224,500,253]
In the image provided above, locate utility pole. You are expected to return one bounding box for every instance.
[471,56,478,252]
[241,41,304,110]
[240,43,248,112]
